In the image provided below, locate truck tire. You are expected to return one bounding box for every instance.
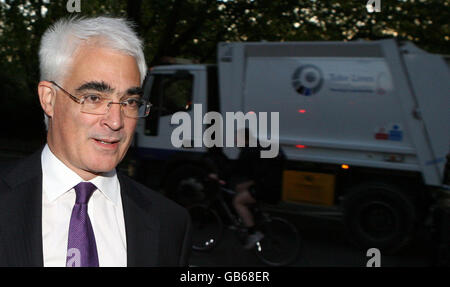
[164,164,208,207]
[342,181,417,254]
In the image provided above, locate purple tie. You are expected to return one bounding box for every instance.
[66,182,99,267]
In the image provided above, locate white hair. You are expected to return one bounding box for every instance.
[39,16,147,129]
[39,16,147,84]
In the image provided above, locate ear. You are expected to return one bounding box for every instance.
[38,81,56,117]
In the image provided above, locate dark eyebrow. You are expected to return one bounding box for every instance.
[126,86,143,97]
[75,81,115,94]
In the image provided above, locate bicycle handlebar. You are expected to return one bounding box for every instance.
[204,174,237,198]
[206,173,227,186]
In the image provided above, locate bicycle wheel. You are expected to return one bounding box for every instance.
[254,217,301,266]
[188,204,224,251]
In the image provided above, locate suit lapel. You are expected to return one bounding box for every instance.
[119,173,160,267]
[0,150,44,266]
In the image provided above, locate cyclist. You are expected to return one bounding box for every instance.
[202,146,229,194]
[230,128,285,249]
[202,129,284,249]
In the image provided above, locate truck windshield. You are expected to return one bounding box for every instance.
[152,73,194,117]
[144,72,194,136]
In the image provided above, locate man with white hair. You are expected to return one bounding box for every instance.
[0,16,191,267]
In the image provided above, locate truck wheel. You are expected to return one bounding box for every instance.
[164,164,208,207]
[342,182,417,254]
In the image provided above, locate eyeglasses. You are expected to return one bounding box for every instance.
[49,81,151,118]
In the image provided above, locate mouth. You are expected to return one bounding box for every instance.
[92,137,121,150]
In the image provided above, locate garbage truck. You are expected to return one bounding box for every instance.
[129,39,450,253]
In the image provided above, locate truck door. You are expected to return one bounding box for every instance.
[135,69,206,160]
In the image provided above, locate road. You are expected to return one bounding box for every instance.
[0,145,440,267]
[188,210,436,267]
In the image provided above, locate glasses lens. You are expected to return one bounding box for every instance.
[124,99,150,118]
[80,96,151,118]
[81,95,107,114]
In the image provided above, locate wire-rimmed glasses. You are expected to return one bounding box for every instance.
[49,81,151,118]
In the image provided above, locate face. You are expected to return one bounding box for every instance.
[40,45,141,180]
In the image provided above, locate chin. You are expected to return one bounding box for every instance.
[87,157,120,173]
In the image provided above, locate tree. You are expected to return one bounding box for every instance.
[0,0,448,140]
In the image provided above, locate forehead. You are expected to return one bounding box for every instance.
[63,45,141,90]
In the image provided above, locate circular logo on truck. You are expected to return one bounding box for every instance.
[292,65,323,96]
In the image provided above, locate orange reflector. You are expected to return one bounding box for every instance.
[341,164,349,169]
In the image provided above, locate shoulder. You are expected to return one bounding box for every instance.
[117,172,189,219]
[0,149,43,189]
[0,160,18,179]
[0,159,17,192]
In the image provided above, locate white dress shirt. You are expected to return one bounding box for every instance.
[41,144,127,267]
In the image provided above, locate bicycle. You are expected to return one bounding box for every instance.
[187,178,301,266]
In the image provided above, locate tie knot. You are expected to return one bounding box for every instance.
[74,182,97,204]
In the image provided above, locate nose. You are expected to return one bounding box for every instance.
[101,103,124,131]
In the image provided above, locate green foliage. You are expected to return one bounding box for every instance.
[0,0,448,139]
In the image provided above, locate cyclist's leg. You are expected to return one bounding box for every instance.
[233,184,256,227]
[233,184,265,249]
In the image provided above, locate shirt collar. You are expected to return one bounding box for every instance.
[41,144,120,205]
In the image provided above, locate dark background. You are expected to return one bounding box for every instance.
[0,0,448,267]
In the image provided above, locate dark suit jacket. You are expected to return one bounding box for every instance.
[0,149,192,267]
